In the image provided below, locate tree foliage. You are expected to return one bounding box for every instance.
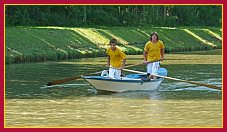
[5,5,222,27]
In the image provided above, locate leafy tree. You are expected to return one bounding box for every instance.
[5,5,222,27]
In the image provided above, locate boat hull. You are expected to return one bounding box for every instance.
[84,77,163,92]
[82,68,167,92]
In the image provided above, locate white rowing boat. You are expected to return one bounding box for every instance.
[82,68,167,92]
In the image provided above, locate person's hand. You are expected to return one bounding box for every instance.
[119,66,124,70]
[160,58,164,61]
[143,60,148,64]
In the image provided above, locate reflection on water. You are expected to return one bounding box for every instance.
[5,90,222,127]
[5,54,222,127]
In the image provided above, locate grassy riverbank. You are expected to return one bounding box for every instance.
[5,26,222,64]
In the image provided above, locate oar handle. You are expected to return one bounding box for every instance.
[110,59,162,70]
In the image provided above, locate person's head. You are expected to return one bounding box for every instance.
[109,38,117,50]
[150,32,159,42]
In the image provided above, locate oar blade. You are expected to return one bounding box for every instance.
[47,76,81,86]
[46,70,104,86]
[185,80,222,90]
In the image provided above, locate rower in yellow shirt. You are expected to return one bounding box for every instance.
[103,38,126,79]
[143,32,165,80]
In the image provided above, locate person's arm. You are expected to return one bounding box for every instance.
[160,48,165,61]
[143,51,148,64]
[107,55,110,67]
[120,58,126,70]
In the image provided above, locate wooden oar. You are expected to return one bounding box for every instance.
[41,83,90,89]
[117,59,162,69]
[122,68,222,90]
[46,71,103,86]
[46,62,148,86]
[46,59,162,86]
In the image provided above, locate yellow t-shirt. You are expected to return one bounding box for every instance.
[144,40,165,62]
[106,47,126,68]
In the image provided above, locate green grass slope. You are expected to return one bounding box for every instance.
[5,26,222,64]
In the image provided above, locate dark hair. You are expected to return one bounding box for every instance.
[150,32,159,41]
[109,38,117,45]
